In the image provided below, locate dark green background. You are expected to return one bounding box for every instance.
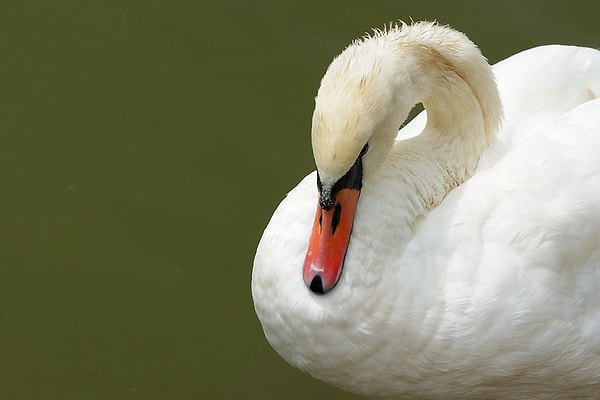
[1,0,598,399]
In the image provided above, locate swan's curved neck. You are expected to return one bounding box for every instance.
[412,48,501,183]
[370,28,503,212]
[312,23,503,201]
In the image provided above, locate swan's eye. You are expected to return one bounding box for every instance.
[359,143,369,157]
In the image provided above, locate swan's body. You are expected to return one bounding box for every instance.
[252,22,600,399]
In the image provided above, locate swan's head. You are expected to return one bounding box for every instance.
[303,33,416,294]
[311,36,415,187]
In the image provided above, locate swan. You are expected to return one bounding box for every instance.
[251,21,600,399]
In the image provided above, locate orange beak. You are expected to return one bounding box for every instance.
[302,187,361,294]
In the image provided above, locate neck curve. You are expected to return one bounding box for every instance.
[312,22,503,208]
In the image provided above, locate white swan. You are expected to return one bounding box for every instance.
[252,22,600,399]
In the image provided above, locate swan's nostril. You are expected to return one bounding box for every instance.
[331,203,342,235]
[309,275,325,295]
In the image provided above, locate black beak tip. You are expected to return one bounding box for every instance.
[309,275,326,295]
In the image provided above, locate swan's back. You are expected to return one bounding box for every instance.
[486,45,600,164]
[495,45,600,126]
